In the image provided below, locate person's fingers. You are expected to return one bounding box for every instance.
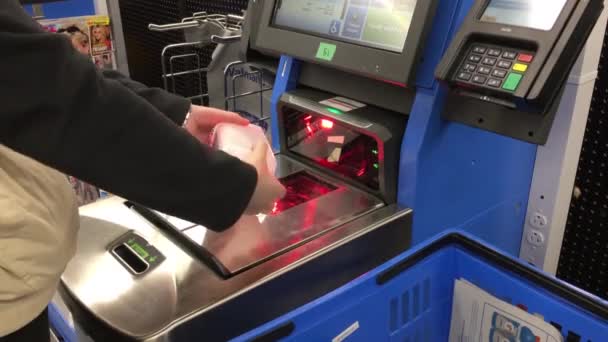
[219,112,250,125]
[251,141,269,165]
[191,106,249,126]
[206,110,249,125]
[272,178,286,199]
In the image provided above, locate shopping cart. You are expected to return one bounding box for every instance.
[232,231,608,342]
[148,11,275,135]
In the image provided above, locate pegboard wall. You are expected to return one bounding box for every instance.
[557,28,608,300]
[117,0,248,103]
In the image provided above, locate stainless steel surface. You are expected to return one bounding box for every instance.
[211,34,241,44]
[61,155,409,340]
[148,13,243,38]
[152,156,383,274]
[63,202,409,340]
[148,22,200,32]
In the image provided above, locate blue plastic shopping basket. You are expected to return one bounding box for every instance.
[233,231,608,342]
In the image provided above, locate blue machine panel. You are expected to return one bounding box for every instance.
[399,0,537,254]
[270,56,301,152]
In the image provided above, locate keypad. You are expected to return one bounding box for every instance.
[492,69,507,78]
[497,60,512,69]
[472,46,487,54]
[518,53,534,63]
[477,66,491,75]
[472,75,487,84]
[503,73,522,91]
[463,63,477,72]
[513,63,528,72]
[454,43,535,92]
[457,72,472,81]
[503,51,517,60]
[487,78,502,88]
[482,57,497,66]
[469,55,482,63]
[487,48,502,57]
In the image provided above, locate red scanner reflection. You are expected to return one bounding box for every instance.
[285,112,380,190]
[270,171,337,215]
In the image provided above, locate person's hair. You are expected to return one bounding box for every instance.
[57,25,84,35]
[91,25,109,43]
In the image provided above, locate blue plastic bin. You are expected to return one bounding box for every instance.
[233,232,608,342]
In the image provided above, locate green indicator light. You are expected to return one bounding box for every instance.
[373,163,379,169]
[326,107,343,115]
[372,149,378,155]
[130,243,149,259]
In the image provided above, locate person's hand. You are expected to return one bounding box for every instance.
[183,105,249,144]
[243,142,286,215]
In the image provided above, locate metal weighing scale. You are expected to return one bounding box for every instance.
[58,47,414,341]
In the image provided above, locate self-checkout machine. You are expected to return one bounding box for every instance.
[257,0,603,259]
[226,0,606,340]
[54,0,604,341]
[55,1,427,341]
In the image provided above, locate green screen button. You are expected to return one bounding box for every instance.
[316,43,337,61]
[503,73,523,91]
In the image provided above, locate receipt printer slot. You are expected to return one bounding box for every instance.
[109,232,166,276]
[112,244,148,274]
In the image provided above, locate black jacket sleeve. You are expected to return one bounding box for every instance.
[0,1,257,231]
[102,69,191,125]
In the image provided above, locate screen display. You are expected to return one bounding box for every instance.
[272,0,418,53]
[480,0,568,31]
[284,109,380,189]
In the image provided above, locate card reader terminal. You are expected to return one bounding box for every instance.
[456,44,535,93]
[435,0,604,144]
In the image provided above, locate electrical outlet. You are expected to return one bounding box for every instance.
[530,212,548,229]
[526,230,545,247]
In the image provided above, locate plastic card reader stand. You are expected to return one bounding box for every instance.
[435,0,603,145]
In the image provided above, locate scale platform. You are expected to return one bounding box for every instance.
[59,155,411,341]
[127,156,385,278]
